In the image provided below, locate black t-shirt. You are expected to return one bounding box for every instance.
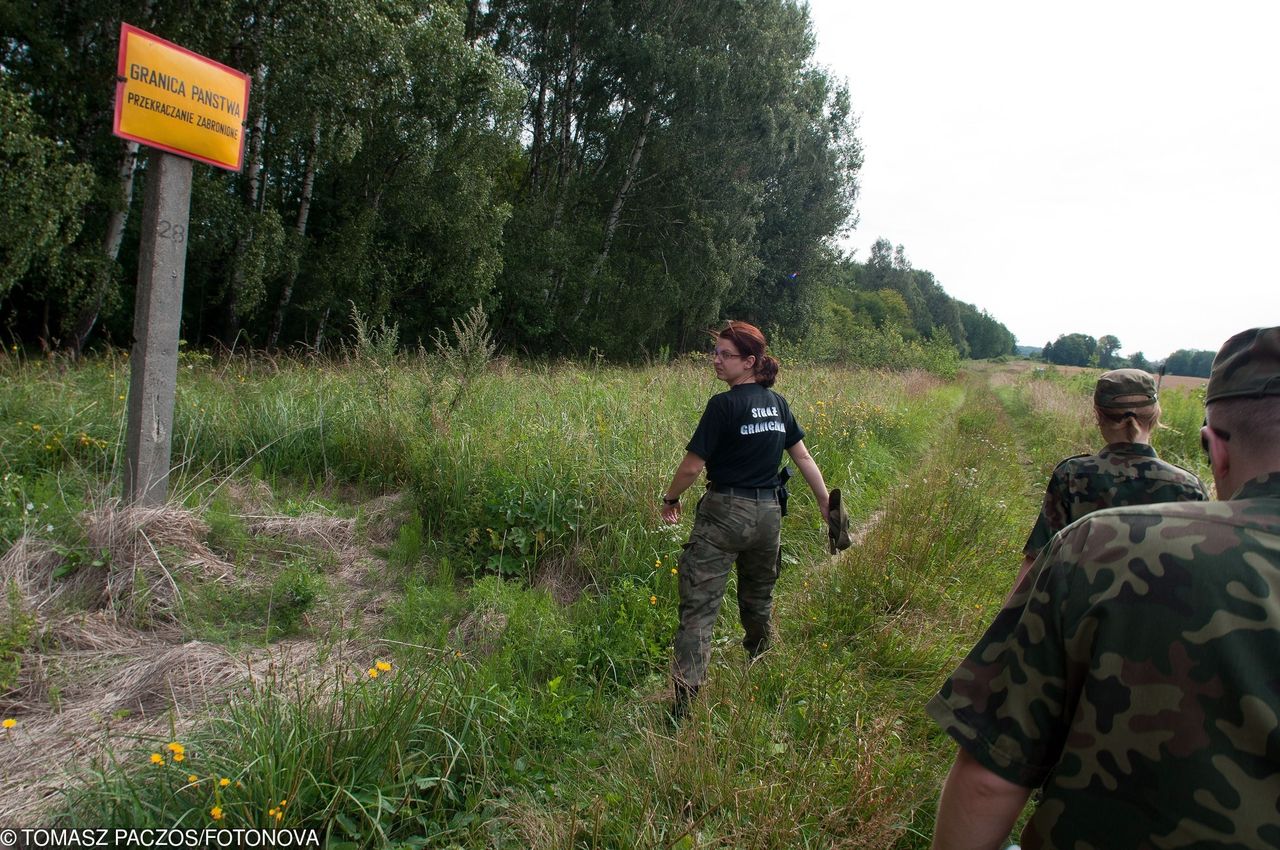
[686,383,805,489]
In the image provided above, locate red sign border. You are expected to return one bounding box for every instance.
[112,22,252,172]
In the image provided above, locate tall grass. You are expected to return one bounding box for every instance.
[991,365,1213,494]
[59,656,506,844]
[4,354,1173,846]
[481,375,1030,848]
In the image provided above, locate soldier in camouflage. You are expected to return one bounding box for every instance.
[928,326,1280,850]
[1014,368,1208,591]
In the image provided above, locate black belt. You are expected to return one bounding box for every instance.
[709,483,779,501]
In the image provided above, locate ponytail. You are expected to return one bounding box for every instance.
[755,354,780,388]
[1096,402,1161,442]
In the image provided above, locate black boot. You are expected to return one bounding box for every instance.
[744,632,770,661]
[670,681,698,723]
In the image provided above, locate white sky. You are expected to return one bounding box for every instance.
[806,0,1279,360]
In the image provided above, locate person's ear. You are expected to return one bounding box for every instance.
[1204,426,1232,488]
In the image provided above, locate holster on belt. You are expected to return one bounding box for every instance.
[777,466,792,517]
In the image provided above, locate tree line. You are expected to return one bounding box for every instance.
[1,0,1015,361]
[1040,333,1215,377]
[830,239,1015,360]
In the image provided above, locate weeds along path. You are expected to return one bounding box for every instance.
[492,371,1037,849]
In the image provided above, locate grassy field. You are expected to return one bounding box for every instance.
[0,351,1213,847]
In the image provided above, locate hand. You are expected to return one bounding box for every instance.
[661,501,682,524]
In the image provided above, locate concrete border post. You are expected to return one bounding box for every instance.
[123,151,193,506]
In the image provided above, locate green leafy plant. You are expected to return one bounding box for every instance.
[1,580,36,692]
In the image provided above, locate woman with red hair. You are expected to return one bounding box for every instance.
[660,320,831,719]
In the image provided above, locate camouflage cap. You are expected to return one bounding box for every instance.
[1205,326,1280,402]
[1094,368,1158,409]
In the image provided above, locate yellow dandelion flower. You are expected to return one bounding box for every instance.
[150,753,164,765]
[273,810,283,821]
[649,595,657,605]
[279,799,287,807]
[187,775,198,783]
[268,808,278,818]
[32,424,41,432]
[167,742,185,755]
[2,718,15,729]
[367,668,379,678]
[670,567,678,576]
[118,394,125,401]
[219,778,230,787]
[173,752,184,762]
[210,806,223,821]
[375,660,392,672]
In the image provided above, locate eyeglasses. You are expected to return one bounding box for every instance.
[710,349,746,361]
[1200,418,1231,458]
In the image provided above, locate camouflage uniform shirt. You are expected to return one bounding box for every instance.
[928,471,1280,849]
[1023,443,1208,557]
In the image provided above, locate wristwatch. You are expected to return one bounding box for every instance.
[662,495,680,506]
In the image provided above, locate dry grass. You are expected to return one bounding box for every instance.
[84,502,236,626]
[0,502,235,677]
[358,492,408,548]
[448,608,509,659]
[243,515,355,549]
[973,358,1208,391]
[0,484,412,826]
[0,634,241,824]
[219,479,274,515]
[0,536,66,612]
[532,548,595,607]
[1021,379,1090,427]
[894,368,946,399]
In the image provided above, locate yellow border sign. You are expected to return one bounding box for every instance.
[113,23,250,172]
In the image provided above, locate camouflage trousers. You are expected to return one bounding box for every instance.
[672,491,782,692]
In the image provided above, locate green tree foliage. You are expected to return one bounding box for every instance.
[1163,349,1215,378]
[1096,334,1122,368]
[1,0,521,351]
[1,0,1021,363]
[1044,333,1097,367]
[1129,351,1150,371]
[480,0,862,356]
[957,302,1015,359]
[824,242,1014,361]
[0,78,94,303]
